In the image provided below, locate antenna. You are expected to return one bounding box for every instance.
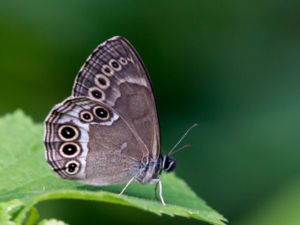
[168,144,192,156]
[168,123,198,156]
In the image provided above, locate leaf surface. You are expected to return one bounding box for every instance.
[0,111,226,225]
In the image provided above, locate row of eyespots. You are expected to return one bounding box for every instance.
[56,105,111,175]
[57,124,82,175]
[79,106,110,123]
[101,57,128,76]
[89,56,133,100]
[58,125,82,159]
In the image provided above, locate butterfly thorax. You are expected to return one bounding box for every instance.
[136,155,176,184]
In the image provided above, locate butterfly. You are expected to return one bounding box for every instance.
[44,36,196,205]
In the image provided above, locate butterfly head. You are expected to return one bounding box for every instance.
[161,155,176,172]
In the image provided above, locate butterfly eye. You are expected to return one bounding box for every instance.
[59,142,81,158]
[58,125,79,141]
[95,74,110,89]
[109,59,122,71]
[101,65,114,76]
[89,87,105,101]
[93,106,110,120]
[119,57,128,65]
[80,111,94,122]
[64,160,80,175]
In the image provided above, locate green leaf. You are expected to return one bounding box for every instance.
[25,207,39,225]
[0,111,226,225]
[0,199,22,225]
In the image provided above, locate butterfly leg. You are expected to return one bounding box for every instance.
[158,179,167,206]
[153,179,166,206]
[119,176,135,196]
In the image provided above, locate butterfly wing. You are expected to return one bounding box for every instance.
[72,36,160,161]
[44,97,149,185]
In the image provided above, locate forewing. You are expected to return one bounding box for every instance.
[72,36,160,160]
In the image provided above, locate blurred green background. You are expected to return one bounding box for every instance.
[1,0,300,224]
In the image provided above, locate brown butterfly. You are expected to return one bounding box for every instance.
[44,36,196,205]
